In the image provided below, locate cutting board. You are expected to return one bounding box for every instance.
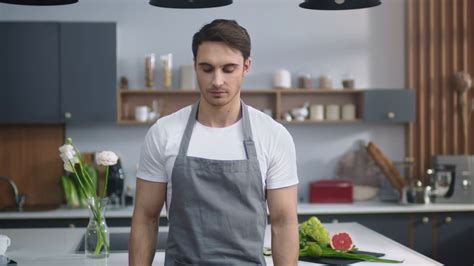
[366,141,406,191]
[299,250,385,265]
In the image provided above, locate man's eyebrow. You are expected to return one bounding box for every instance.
[198,62,212,67]
[197,63,239,68]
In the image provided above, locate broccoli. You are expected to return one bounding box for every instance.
[299,216,330,247]
[299,242,322,257]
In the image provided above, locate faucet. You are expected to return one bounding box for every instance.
[0,176,26,211]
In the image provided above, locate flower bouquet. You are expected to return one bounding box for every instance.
[59,138,118,258]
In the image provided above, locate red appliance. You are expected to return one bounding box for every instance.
[310,179,353,203]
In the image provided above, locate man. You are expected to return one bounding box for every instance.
[129,19,299,266]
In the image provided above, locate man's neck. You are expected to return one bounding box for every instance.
[197,97,241,128]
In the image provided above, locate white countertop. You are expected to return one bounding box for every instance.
[1,223,440,265]
[1,201,473,220]
[297,201,474,214]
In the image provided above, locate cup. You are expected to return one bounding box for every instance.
[0,235,11,255]
[135,106,150,122]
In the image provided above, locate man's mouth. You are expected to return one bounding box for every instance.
[208,89,226,97]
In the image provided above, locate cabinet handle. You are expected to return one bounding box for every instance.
[387,112,396,119]
[64,112,72,119]
[445,216,452,224]
[422,216,429,224]
[332,219,339,224]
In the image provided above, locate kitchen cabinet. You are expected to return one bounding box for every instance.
[0,23,61,123]
[60,22,116,124]
[409,214,433,258]
[363,89,416,123]
[433,213,474,266]
[118,88,415,125]
[0,22,116,124]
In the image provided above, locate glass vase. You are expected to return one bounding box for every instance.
[85,197,110,258]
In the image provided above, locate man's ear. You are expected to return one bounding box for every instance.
[243,57,252,77]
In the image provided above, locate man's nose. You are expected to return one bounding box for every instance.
[211,71,224,87]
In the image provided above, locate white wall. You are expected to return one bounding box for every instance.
[1,0,406,201]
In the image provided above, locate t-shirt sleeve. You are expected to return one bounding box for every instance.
[266,127,299,189]
[136,125,168,183]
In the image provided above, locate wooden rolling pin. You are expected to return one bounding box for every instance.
[366,142,406,191]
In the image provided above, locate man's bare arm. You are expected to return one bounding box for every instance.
[267,185,299,266]
[129,178,166,266]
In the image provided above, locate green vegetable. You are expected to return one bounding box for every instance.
[299,216,330,247]
[61,175,80,208]
[60,163,98,208]
[299,242,322,257]
[299,216,403,264]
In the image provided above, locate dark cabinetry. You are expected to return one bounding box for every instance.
[0,22,116,124]
[432,213,474,266]
[363,89,416,123]
[0,23,61,123]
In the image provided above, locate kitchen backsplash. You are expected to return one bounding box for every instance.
[67,122,405,202]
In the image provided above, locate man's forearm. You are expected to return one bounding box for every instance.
[271,220,299,266]
[129,218,158,266]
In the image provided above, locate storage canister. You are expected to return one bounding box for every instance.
[342,104,356,120]
[325,104,340,120]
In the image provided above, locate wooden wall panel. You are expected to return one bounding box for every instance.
[407,0,474,181]
[0,125,64,209]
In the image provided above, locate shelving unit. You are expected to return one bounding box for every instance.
[117,88,364,125]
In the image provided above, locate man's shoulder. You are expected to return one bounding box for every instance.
[247,105,285,133]
[149,105,191,135]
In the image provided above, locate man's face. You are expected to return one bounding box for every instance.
[194,41,251,108]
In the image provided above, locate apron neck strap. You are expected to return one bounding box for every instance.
[177,100,254,158]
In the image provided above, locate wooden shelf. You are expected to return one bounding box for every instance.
[279,119,363,125]
[120,89,199,95]
[117,88,365,124]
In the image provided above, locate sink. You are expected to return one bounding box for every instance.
[76,231,168,253]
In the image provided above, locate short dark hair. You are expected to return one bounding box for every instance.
[192,19,251,60]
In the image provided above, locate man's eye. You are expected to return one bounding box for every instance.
[202,66,213,73]
[223,66,236,73]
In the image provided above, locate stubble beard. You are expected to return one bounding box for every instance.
[201,86,241,108]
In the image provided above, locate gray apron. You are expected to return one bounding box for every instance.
[164,101,267,266]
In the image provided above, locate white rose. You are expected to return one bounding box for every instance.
[64,162,75,173]
[62,156,79,173]
[95,151,118,166]
[59,144,76,162]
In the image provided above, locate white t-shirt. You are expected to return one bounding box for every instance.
[137,104,299,210]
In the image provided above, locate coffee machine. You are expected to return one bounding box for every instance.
[107,158,125,207]
[431,155,474,203]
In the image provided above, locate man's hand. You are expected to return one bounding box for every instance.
[129,178,166,266]
[267,185,299,266]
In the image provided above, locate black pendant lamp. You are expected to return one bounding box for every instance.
[149,0,232,9]
[300,0,381,10]
[0,0,77,5]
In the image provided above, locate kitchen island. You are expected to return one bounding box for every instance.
[1,222,439,265]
